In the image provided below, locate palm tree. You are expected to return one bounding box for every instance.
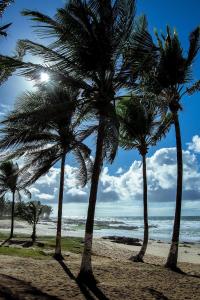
[16,200,47,243]
[0,160,31,238]
[0,85,92,260]
[0,0,14,36]
[0,0,20,85]
[143,26,200,270]
[0,0,155,280]
[0,0,14,14]
[117,95,172,262]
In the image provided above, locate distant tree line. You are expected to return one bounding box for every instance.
[0,196,52,220]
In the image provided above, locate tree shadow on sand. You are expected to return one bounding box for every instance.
[0,274,60,300]
[169,267,200,279]
[0,236,11,246]
[56,259,109,300]
[143,287,169,300]
[0,238,45,248]
[144,261,200,279]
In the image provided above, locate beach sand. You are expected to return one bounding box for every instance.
[0,218,199,299]
[0,237,199,299]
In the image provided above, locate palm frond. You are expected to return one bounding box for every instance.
[187,27,200,65]
[187,80,200,95]
[150,113,173,145]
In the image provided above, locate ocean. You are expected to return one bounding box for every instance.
[49,215,200,243]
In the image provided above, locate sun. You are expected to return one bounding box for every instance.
[40,72,50,83]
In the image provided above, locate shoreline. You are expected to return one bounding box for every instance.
[0,219,199,265]
[0,218,199,243]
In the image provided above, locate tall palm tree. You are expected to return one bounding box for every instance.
[0,85,92,260]
[0,160,31,238]
[143,26,200,270]
[117,95,172,262]
[0,0,154,280]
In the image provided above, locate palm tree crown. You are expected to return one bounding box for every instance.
[0,160,30,197]
[117,95,171,154]
[0,85,92,185]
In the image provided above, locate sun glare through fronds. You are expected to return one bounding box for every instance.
[40,72,49,83]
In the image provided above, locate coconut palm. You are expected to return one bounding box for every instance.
[117,95,172,262]
[0,0,155,280]
[142,26,200,270]
[0,0,14,14]
[0,0,14,36]
[0,0,20,85]
[0,85,92,260]
[16,200,47,243]
[0,160,31,238]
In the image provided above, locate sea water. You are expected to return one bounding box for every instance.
[49,215,200,243]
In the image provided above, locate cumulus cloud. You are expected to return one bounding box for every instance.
[116,167,124,174]
[29,136,200,205]
[37,193,54,200]
[187,135,200,153]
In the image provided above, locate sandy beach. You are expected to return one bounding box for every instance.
[0,238,199,299]
[0,219,199,299]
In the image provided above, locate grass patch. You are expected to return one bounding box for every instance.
[0,234,83,259]
[42,236,83,254]
[0,246,51,259]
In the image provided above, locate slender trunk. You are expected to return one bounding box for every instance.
[10,191,15,239]
[130,153,148,262]
[79,118,105,281]
[54,153,66,260]
[165,112,183,269]
[31,222,36,243]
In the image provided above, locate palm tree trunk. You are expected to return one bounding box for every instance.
[10,190,15,239]
[130,152,148,262]
[165,112,183,270]
[31,222,36,243]
[54,153,66,260]
[78,118,105,282]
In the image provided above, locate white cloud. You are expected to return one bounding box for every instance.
[116,167,124,174]
[37,193,54,200]
[28,136,200,206]
[187,135,200,153]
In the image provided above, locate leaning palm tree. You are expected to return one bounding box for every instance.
[0,160,31,238]
[0,85,92,260]
[117,95,172,262]
[0,0,155,280]
[143,26,200,270]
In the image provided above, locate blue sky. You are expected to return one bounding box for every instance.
[0,0,200,216]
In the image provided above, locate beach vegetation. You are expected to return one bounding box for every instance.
[0,160,31,239]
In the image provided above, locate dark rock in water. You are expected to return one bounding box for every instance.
[182,241,195,245]
[108,225,139,230]
[103,236,142,246]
